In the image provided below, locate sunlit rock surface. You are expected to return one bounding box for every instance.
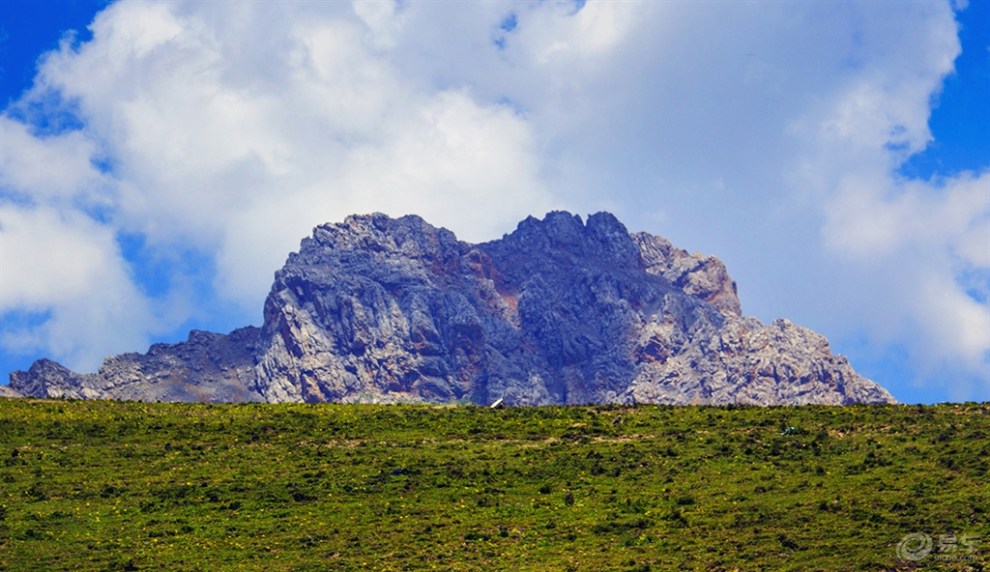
[9,211,895,405]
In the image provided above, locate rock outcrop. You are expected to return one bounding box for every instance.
[9,328,263,402]
[7,211,895,405]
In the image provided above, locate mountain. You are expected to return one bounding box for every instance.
[7,211,895,405]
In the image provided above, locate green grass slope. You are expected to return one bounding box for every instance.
[0,400,987,571]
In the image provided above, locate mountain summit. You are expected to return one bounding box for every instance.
[8,212,894,405]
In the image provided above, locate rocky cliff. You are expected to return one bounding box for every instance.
[7,211,895,405]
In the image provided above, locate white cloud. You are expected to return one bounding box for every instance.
[821,170,990,383]
[514,0,638,64]
[214,89,552,308]
[339,89,550,237]
[917,273,989,371]
[0,117,111,205]
[6,0,554,322]
[825,171,990,261]
[0,204,154,370]
[351,0,406,50]
[0,0,985,399]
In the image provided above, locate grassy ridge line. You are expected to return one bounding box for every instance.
[0,399,987,571]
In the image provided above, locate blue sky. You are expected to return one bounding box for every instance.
[1,0,988,403]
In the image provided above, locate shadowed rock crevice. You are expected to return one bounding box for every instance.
[9,211,895,405]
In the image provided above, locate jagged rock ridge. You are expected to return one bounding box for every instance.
[8,211,895,405]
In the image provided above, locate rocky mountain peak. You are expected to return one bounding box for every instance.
[632,232,742,317]
[494,211,641,269]
[8,211,894,405]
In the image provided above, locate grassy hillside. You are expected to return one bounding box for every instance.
[0,399,987,571]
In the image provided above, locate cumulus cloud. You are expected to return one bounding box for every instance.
[825,172,990,262]
[0,204,154,370]
[822,170,990,388]
[2,0,554,371]
[0,0,985,400]
[1,119,101,201]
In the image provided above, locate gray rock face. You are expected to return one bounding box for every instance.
[9,328,263,402]
[7,211,895,405]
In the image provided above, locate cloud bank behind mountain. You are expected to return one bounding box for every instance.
[1,1,987,402]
